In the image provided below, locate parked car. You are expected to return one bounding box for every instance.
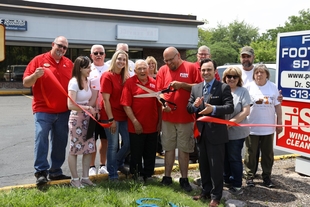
[216,63,277,83]
[3,65,27,81]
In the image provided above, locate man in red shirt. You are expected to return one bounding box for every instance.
[193,45,220,81]
[121,59,161,182]
[23,36,73,185]
[156,47,202,192]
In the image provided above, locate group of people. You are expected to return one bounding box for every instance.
[23,35,282,207]
[187,46,282,207]
[23,36,164,187]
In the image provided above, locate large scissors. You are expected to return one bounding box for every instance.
[134,84,177,110]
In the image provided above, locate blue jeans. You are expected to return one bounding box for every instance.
[104,121,130,179]
[34,111,70,176]
[223,138,245,188]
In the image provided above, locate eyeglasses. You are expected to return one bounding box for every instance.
[93,52,104,55]
[136,67,147,72]
[164,53,178,63]
[198,53,210,56]
[54,42,68,50]
[226,75,239,79]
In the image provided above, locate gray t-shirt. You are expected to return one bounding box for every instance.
[225,86,251,140]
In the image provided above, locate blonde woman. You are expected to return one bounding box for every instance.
[222,66,251,195]
[99,50,130,180]
[146,56,158,79]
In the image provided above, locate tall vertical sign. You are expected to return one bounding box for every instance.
[0,24,5,62]
[275,30,310,175]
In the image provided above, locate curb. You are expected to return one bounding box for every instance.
[0,154,298,192]
[0,89,31,95]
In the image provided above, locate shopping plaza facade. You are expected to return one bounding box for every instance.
[0,0,203,84]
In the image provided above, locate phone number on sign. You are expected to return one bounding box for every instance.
[290,89,310,99]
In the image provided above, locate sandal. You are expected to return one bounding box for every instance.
[70,177,84,189]
[80,177,96,186]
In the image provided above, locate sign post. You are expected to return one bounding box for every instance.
[0,24,5,62]
[275,30,310,176]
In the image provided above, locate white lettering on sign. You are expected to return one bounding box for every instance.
[302,35,310,44]
[279,106,310,139]
[286,135,310,150]
[116,25,158,41]
[282,47,310,58]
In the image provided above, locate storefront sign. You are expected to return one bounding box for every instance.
[275,30,310,158]
[0,19,27,31]
[275,100,310,157]
[116,25,158,41]
[277,30,310,102]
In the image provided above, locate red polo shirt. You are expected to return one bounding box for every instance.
[121,75,160,133]
[23,52,73,113]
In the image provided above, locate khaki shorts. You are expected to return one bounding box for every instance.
[161,121,195,153]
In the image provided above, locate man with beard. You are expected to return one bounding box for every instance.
[23,36,72,185]
[240,46,256,88]
[156,47,202,192]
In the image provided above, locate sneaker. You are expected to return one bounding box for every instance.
[98,166,109,174]
[35,171,48,185]
[263,177,275,188]
[246,179,255,187]
[161,176,172,185]
[179,178,193,192]
[229,186,243,195]
[89,166,97,176]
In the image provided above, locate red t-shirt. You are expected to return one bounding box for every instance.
[99,71,127,121]
[193,61,220,81]
[156,61,203,123]
[121,76,160,133]
[23,52,73,113]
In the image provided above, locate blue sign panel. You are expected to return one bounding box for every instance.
[0,19,27,31]
[277,31,310,102]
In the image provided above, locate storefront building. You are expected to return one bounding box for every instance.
[0,0,203,84]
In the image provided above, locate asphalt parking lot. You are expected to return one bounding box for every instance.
[0,95,164,188]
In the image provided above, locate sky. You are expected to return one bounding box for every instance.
[25,0,307,34]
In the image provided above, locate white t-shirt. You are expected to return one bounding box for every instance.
[242,68,254,88]
[68,77,92,105]
[89,63,109,91]
[247,80,280,135]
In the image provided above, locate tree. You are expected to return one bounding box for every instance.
[208,20,259,64]
[250,40,277,63]
[210,42,239,66]
[253,9,310,62]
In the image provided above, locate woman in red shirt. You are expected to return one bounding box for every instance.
[99,50,130,180]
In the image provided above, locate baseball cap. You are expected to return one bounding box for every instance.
[240,46,254,56]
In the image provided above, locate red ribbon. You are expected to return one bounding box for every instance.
[193,116,310,139]
[43,68,111,128]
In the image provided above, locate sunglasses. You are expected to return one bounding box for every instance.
[226,75,239,79]
[93,52,104,55]
[54,42,68,50]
